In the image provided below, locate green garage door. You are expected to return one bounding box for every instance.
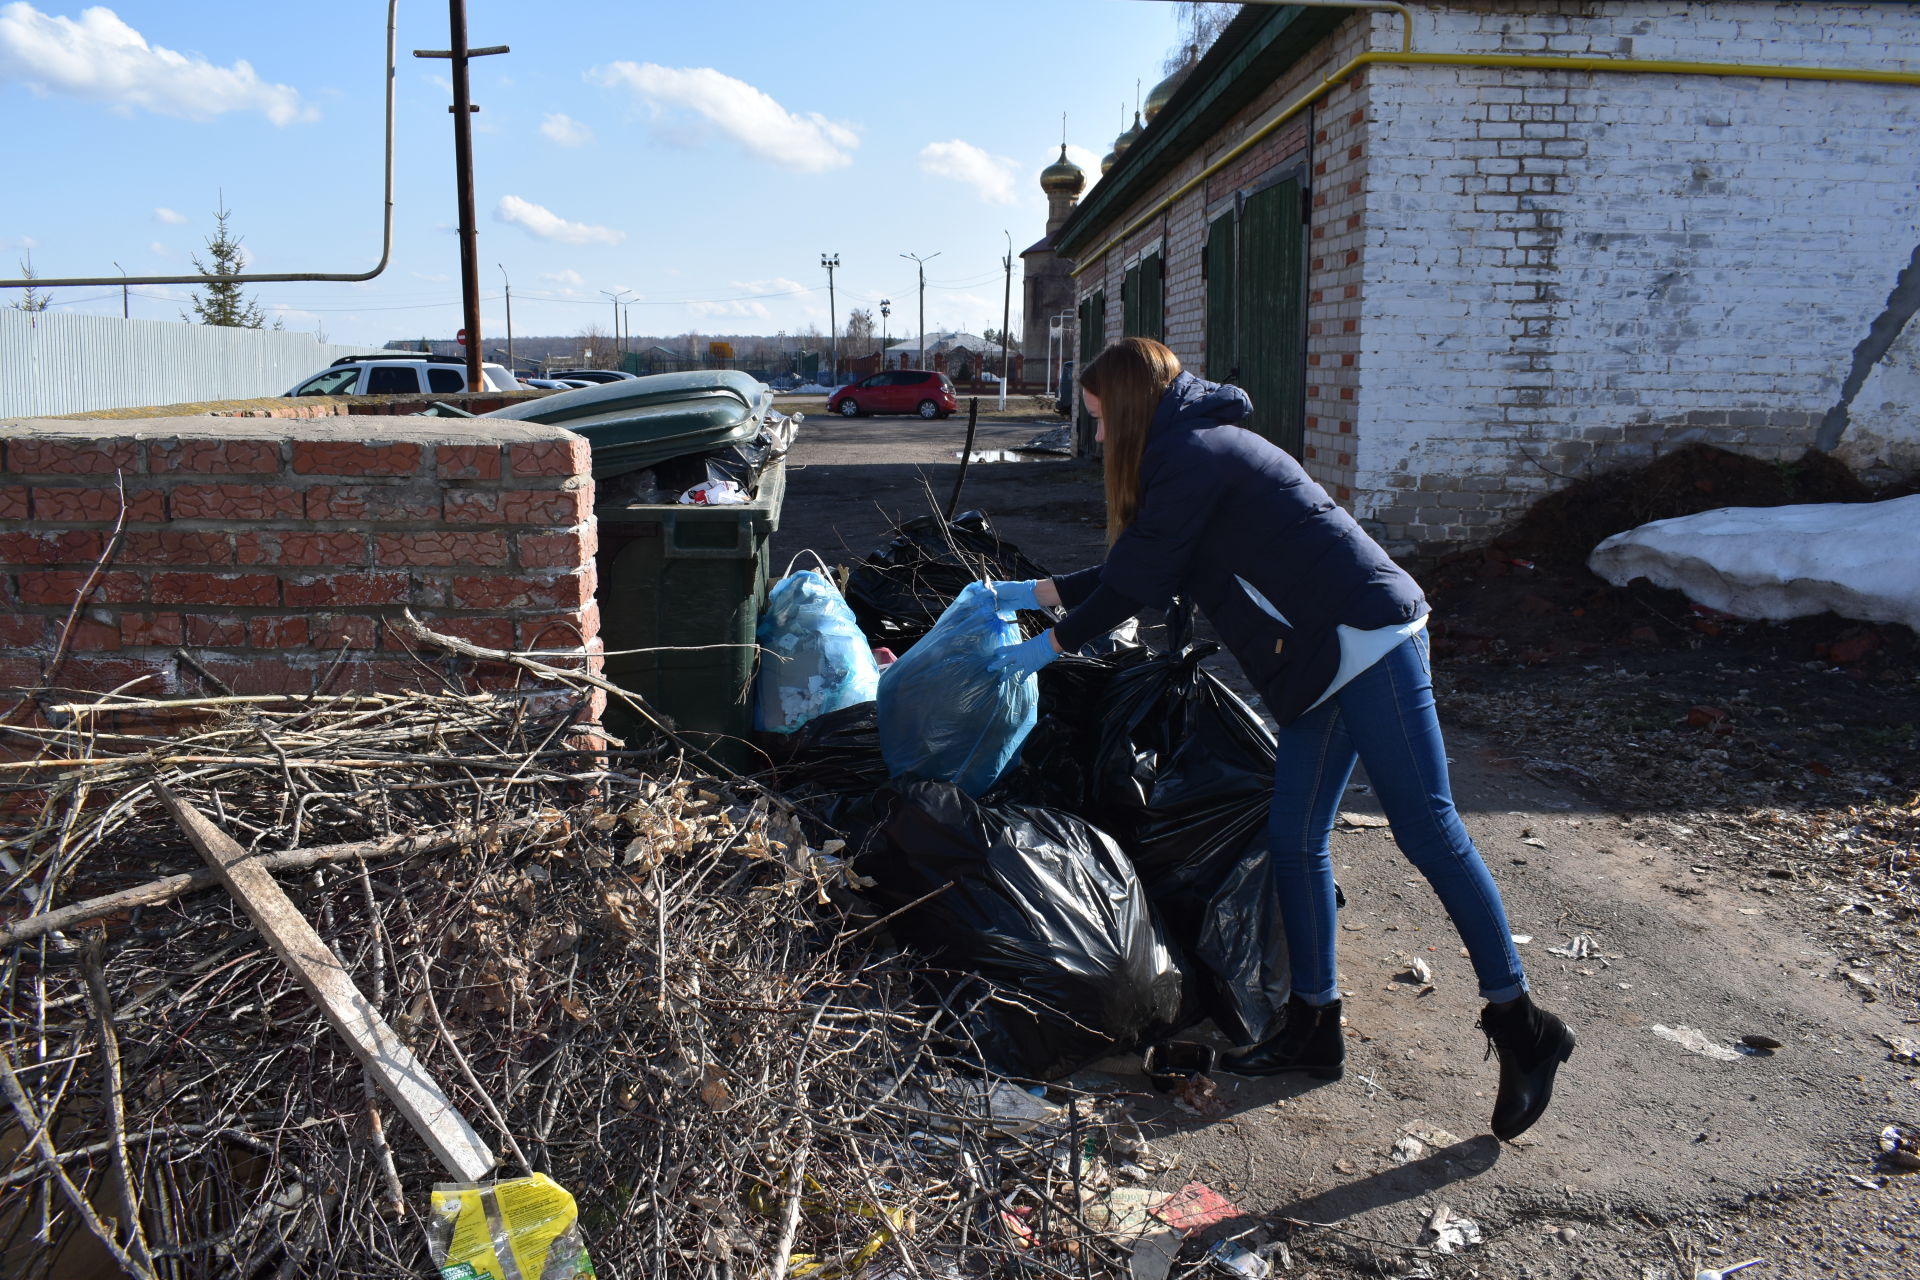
[1235,176,1306,455]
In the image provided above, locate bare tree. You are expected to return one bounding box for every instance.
[844,307,874,350]
[578,324,614,364]
[1163,2,1237,72]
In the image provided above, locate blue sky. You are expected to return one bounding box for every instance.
[0,0,1192,350]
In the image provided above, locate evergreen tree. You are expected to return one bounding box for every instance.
[8,253,51,312]
[185,203,266,327]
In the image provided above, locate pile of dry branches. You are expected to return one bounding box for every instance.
[1,682,1167,1278]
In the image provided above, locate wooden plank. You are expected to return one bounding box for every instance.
[159,788,496,1182]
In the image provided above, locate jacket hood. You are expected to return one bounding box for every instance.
[1151,371,1252,434]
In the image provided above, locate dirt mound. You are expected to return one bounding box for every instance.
[1496,444,1874,567]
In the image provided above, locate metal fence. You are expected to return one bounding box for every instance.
[0,311,386,418]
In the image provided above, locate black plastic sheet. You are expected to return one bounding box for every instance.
[844,511,1054,652]
[858,780,1186,1081]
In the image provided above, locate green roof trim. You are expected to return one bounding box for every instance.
[1053,4,1349,260]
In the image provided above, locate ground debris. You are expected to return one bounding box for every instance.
[0,684,1158,1278]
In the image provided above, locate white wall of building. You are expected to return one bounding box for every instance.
[1355,2,1920,552]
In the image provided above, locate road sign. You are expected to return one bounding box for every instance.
[456,328,468,345]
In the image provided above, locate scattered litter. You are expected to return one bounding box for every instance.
[1144,1040,1218,1093]
[1173,1072,1227,1118]
[1652,1025,1742,1062]
[1547,934,1596,958]
[1881,1034,1920,1064]
[1131,1230,1183,1280]
[1390,1135,1427,1163]
[1087,1187,1174,1241]
[1739,1033,1784,1053]
[1512,934,1534,944]
[1847,1173,1888,1190]
[1521,836,1548,848]
[1693,1258,1764,1280]
[1880,1124,1920,1170]
[1018,423,1075,455]
[679,478,748,505]
[1398,956,1434,986]
[428,1175,597,1280]
[1151,1182,1245,1234]
[1205,1238,1272,1278]
[1417,1204,1483,1254]
[1842,969,1880,1001]
[1339,811,1391,829]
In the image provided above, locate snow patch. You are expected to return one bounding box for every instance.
[1587,498,1920,632]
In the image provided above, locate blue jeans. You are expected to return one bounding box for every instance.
[1267,630,1528,1006]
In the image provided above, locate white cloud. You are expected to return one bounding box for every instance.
[1,234,37,251]
[152,205,186,224]
[592,61,856,174]
[146,239,167,255]
[920,139,1020,205]
[409,270,450,283]
[686,276,808,319]
[495,195,624,246]
[0,3,315,124]
[540,112,591,147]
[541,268,584,286]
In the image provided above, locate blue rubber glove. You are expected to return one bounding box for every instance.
[987,578,1042,614]
[988,630,1061,679]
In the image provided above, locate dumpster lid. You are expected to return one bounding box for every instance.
[486,370,774,479]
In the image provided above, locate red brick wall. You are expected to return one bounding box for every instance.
[0,417,601,701]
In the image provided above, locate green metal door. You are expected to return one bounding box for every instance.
[1237,177,1306,455]
[1077,289,1106,453]
[1123,253,1164,341]
[1205,211,1238,382]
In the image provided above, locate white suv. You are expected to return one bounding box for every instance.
[284,354,519,397]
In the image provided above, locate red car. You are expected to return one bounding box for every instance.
[828,369,957,419]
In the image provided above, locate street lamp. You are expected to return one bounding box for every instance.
[879,299,891,366]
[820,253,840,383]
[498,263,512,372]
[600,288,631,368]
[900,251,940,371]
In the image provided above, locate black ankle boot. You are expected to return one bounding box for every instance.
[1221,996,1345,1079]
[1480,994,1575,1141]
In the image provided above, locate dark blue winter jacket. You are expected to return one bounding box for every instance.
[1055,372,1426,725]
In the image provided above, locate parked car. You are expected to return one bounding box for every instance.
[544,369,637,384]
[522,377,584,390]
[827,369,958,419]
[283,353,518,397]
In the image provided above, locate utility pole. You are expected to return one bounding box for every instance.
[623,303,632,366]
[820,253,839,383]
[999,230,1013,410]
[600,289,630,367]
[415,1,508,391]
[114,261,127,319]
[900,251,939,371]
[878,298,890,364]
[498,263,512,372]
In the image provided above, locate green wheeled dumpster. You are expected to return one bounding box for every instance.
[489,371,788,761]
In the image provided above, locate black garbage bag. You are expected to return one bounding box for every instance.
[857,779,1186,1081]
[651,424,780,496]
[844,511,1054,652]
[768,700,887,836]
[1000,610,1289,1046]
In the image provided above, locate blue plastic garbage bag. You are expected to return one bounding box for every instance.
[754,568,881,734]
[876,581,1037,796]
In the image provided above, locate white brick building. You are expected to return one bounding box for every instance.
[1051,2,1920,557]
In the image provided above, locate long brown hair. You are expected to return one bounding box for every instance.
[1079,337,1182,543]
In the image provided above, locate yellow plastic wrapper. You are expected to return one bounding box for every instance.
[427,1174,598,1280]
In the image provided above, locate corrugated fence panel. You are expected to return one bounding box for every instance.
[0,312,386,418]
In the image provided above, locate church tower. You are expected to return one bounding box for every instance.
[1021,143,1087,385]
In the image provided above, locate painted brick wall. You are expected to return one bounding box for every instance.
[1074,11,1379,493]
[1358,1,1920,554]
[0,417,602,702]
